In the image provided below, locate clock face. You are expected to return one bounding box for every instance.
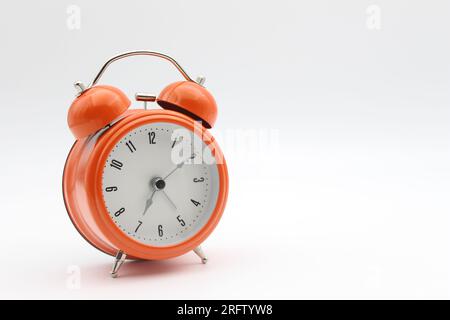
[101,122,220,246]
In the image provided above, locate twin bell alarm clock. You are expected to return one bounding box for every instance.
[63,51,229,277]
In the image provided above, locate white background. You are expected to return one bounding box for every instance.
[0,1,449,299]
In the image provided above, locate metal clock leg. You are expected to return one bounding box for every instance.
[110,251,127,278]
[193,246,208,264]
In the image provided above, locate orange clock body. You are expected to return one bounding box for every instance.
[63,109,228,260]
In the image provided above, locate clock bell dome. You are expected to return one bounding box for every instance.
[157,81,217,129]
[67,85,131,139]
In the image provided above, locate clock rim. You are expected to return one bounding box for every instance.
[84,110,228,260]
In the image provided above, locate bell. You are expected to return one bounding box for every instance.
[68,85,131,139]
[157,81,218,128]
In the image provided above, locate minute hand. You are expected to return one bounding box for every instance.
[163,154,195,180]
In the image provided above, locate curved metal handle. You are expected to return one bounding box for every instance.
[89,51,194,88]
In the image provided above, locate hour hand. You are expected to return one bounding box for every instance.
[142,191,156,216]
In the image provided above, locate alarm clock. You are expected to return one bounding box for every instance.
[63,51,229,278]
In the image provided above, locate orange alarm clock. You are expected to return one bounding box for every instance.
[63,51,229,278]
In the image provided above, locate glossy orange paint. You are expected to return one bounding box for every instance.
[157,81,218,128]
[68,85,131,139]
[63,109,228,260]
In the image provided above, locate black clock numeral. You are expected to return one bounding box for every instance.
[191,199,201,207]
[125,140,136,153]
[158,225,163,237]
[177,215,186,227]
[171,136,183,148]
[193,177,205,183]
[110,159,123,170]
[148,131,156,144]
[135,220,143,233]
[114,207,125,217]
[105,186,118,192]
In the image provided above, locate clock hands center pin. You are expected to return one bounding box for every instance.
[143,152,193,218]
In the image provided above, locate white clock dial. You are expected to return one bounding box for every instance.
[101,122,220,246]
